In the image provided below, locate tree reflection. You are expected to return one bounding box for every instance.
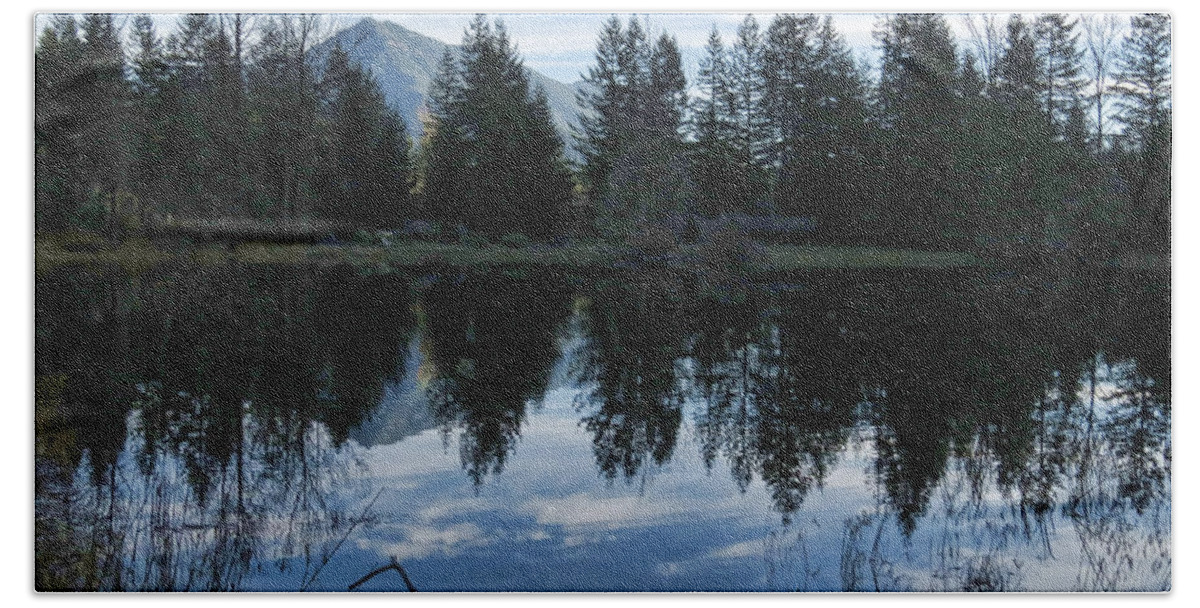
[35,263,414,590]
[35,261,1170,591]
[691,282,859,522]
[421,270,572,486]
[574,274,689,483]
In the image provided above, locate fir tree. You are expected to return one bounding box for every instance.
[873,13,965,248]
[578,17,692,233]
[691,29,741,217]
[423,16,572,240]
[1035,14,1086,137]
[318,46,413,227]
[1115,13,1171,252]
[34,17,87,233]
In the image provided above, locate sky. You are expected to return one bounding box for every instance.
[35,11,1133,86]
[365,12,892,83]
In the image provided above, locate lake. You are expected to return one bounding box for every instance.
[34,261,1170,591]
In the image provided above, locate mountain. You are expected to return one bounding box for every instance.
[313,17,584,145]
[348,337,439,448]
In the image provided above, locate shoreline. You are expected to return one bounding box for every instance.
[33,238,1167,273]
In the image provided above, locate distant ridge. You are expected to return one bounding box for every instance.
[312,18,585,145]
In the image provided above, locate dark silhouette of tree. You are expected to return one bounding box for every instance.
[423,16,572,240]
[873,14,968,249]
[1036,14,1087,137]
[1114,14,1171,253]
[578,17,692,235]
[246,15,323,218]
[35,17,88,233]
[317,46,413,227]
[690,29,741,217]
[35,15,131,234]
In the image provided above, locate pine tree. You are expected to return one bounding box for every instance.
[647,33,687,138]
[730,15,769,174]
[1036,14,1086,138]
[761,13,819,213]
[691,29,740,217]
[34,15,133,234]
[79,13,131,228]
[423,16,572,240]
[34,17,87,233]
[421,48,468,229]
[576,17,629,206]
[127,15,170,227]
[318,46,413,228]
[804,17,872,244]
[199,23,251,216]
[873,13,964,248]
[1114,13,1171,252]
[993,14,1060,250]
[578,17,692,233]
[246,15,323,218]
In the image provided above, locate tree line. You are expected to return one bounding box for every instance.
[36,13,412,236]
[35,13,1170,254]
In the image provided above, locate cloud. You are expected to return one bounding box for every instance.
[364,521,489,561]
[524,493,690,529]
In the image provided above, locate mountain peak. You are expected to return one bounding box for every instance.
[315,17,584,142]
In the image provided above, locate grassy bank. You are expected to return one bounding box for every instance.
[759,244,981,269]
[35,236,1164,273]
[35,238,621,271]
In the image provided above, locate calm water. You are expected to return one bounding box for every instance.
[34,262,1170,591]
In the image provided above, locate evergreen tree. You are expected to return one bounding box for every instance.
[691,29,741,217]
[420,48,468,227]
[873,13,965,248]
[578,17,691,234]
[992,15,1056,249]
[79,13,131,230]
[1114,13,1171,252]
[127,15,170,227]
[647,33,687,138]
[761,13,819,215]
[246,15,323,218]
[690,20,773,218]
[34,17,87,233]
[199,24,251,216]
[1035,14,1086,137]
[730,16,770,175]
[803,17,873,243]
[318,46,413,227]
[423,16,573,240]
[34,15,132,234]
[158,14,216,214]
[576,17,629,206]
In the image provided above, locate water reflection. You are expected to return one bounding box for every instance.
[422,270,573,486]
[34,262,1170,591]
[574,274,689,484]
[35,263,413,590]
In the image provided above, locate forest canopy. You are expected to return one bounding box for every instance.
[34,13,1170,255]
